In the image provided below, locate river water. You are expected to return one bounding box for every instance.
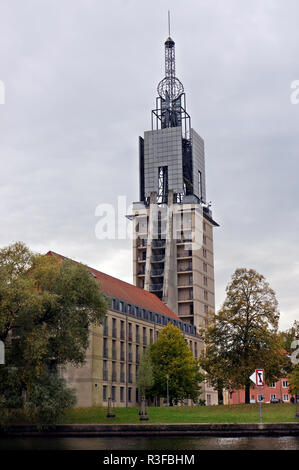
[0,436,298,450]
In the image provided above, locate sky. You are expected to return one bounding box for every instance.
[0,0,298,331]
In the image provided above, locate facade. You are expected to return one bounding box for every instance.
[223,379,296,405]
[51,253,218,407]
[130,35,218,329]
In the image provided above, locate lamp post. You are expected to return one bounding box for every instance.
[166,374,169,406]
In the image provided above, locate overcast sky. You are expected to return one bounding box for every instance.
[0,0,298,331]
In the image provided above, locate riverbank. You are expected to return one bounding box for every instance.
[64,403,298,424]
[2,422,299,437]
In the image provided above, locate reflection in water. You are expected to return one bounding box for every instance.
[0,436,298,451]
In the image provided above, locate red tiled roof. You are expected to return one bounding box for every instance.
[46,251,179,321]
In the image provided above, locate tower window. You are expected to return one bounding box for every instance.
[198,170,202,201]
[157,166,168,204]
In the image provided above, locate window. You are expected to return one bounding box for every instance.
[120,341,125,361]
[112,318,117,338]
[271,394,276,400]
[103,338,108,358]
[120,387,124,402]
[203,234,207,245]
[112,340,117,360]
[128,323,132,341]
[103,385,107,402]
[189,303,194,315]
[143,327,147,345]
[203,248,207,258]
[119,301,123,312]
[203,276,208,286]
[111,386,116,402]
[189,275,193,285]
[120,363,125,383]
[198,170,202,200]
[282,380,288,388]
[203,262,207,272]
[112,362,117,382]
[120,320,125,339]
[157,166,168,204]
[194,342,198,358]
[204,290,208,301]
[128,387,132,402]
[136,325,140,344]
[283,394,289,401]
[270,383,276,388]
[150,329,153,344]
[103,360,108,381]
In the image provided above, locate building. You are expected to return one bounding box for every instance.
[130,34,218,329]
[50,252,218,407]
[224,379,296,405]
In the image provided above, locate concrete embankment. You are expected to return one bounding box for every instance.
[2,422,299,437]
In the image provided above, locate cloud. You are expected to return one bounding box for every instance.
[0,0,298,331]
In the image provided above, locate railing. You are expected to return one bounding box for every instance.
[151,269,164,276]
[152,240,166,248]
[150,284,163,291]
[151,254,165,262]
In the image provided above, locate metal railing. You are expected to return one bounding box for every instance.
[150,284,163,291]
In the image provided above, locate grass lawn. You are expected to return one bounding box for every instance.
[63,403,299,424]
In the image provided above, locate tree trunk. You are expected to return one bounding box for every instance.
[245,381,250,404]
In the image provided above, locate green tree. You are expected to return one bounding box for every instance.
[0,242,108,425]
[288,365,299,396]
[136,346,154,397]
[200,268,288,404]
[149,323,204,405]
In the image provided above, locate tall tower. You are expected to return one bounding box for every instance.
[130,33,219,329]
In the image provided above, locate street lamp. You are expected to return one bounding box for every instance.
[166,374,169,406]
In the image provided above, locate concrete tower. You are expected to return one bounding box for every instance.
[130,33,219,329]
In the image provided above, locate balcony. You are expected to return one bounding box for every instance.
[151,268,164,276]
[150,283,163,292]
[152,240,166,248]
[151,254,165,263]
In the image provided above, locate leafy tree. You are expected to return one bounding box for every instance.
[136,346,154,397]
[288,365,299,396]
[0,242,108,425]
[149,323,204,405]
[200,268,288,404]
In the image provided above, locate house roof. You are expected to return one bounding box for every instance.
[46,251,179,321]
